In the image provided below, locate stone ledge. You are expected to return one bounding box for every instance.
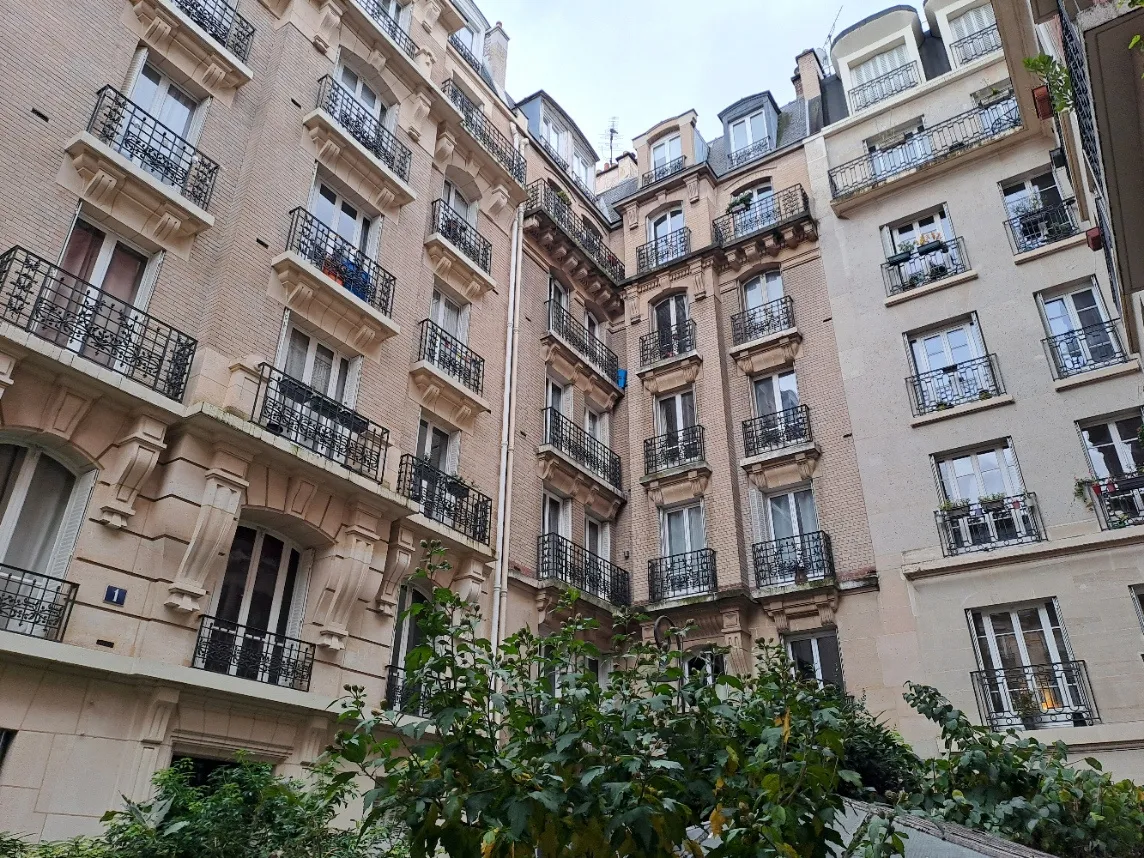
[1053,358,1140,391]
[909,393,1015,427]
[884,269,978,307]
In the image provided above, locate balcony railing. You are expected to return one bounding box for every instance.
[935,492,1043,557]
[712,185,811,246]
[637,227,691,273]
[848,62,920,111]
[0,565,77,642]
[644,425,705,476]
[396,454,492,544]
[192,615,314,691]
[527,182,624,283]
[537,532,631,606]
[534,137,597,201]
[829,97,1021,198]
[88,85,219,209]
[743,405,811,458]
[1004,199,1081,254]
[952,23,1002,66]
[173,0,254,62]
[1060,2,1102,185]
[753,531,834,589]
[730,295,795,346]
[385,664,429,716]
[430,198,493,274]
[546,300,621,386]
[286,207,396,318]
[441,80,526,185]
[448,32,484,73]
[543,407,623,489]
[1090,471,1144,530]
[727,137,774,170]
[640,319,696,367]
[357,0,417,59]
[0,246,197,401]
[316,75,412,182]
[1043,320,1129,379]
[907,354,1004,416]
[970,661,1099,730]
[252,363,388,479]
[417,318,485,395]
[641,155,686,187]
[648,548,716,602]
[882,236,970,296]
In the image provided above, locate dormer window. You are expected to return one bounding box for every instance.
[651,135,681,171]
[450,20,483,72]
[849,45,919,111]
[541,117,564,156]
[728,111,770,167]
[949,3,1001,66]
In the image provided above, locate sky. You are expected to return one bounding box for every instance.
[475,0,927,158]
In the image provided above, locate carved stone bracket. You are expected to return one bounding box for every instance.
[40,384,96,441]
[313,507,381,650]
[761,588,839,635]
[405,88,433,142]
[433,128,457,168]
[744,446,820,491]
[430,554,488,603]
[129,686,179,800]
[375,523,417,615]
[0,346,22,399]
[313,0,344,52]
[97,415,169,529]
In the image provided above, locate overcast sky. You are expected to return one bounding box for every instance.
[475,1,926,158]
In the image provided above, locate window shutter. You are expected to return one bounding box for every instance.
[749,487,769,543]
[124,47,149,95]
[47,468,97,580]
[344,357,363,408]
[446,431,461,475]
[186,96,211,147]
[273,310,293,369]
[286,549,314,637]
[561,497,572,538]
[600,522,611,561]
[458,302,471,343]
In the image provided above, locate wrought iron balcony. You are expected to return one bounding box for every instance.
[316,75,412,182]
[88,85,219,209]
[1060,7,1101,185]
[641,156,686,187]
[286,208,396,318]
[417,319,485,395]
[743,405,811,458]
[1089,471,1144,530]
[644,425,705,476]
[727,137,774,170]
[546,300,621,386]
[357,0,417,59]
[449,32,483,73]
[848,62,920,111]
[534,138,597,201]
[252,363,389,479]
[537,532,631,606]
[713,185,811,246]
[526,182,624,283]
[193,615,314,691]
[0,565,77,642]
[440,80,527,185]
[430,198,493,274]
[1043,320,1129,379]
[648,548,716,602]
[935,492,1043,557]
[0,246,197,401]
[970,660,1098,730]
[385,664,429,716]
[543,408,623,489]
[882,236,970,296]
[829,97,1020,198]
[637,227,691,273]
[396,454,492,544]
[730,295,795,346]
[753,531,834,589]
[640,319,696,366]
[951,23,1002,65]
[1004,199,1081,254]
[907,354,1004,416]
[172,0,254,62]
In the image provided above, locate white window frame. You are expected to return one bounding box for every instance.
[308,181,377,256]
[277,322,359,406]
[336,62,395,130]
[683,649,724,686]
[785,631,843,688]
[60,219,162,312]
[728,110,768,154]
[650,134,681,169]
[443,179,477,226]
[130,62,202,142]
[584,514,609,561]
[541,491,571,538]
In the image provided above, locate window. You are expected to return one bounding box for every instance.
[656,389,698,468]
[376,0,405,24]
[542,493,570,538]
[391,583,429,673]
[648,208,685,248]
[867,121,934,178]
[310,182,374,255]
[1002,170,1062,217]
[131,63,198,140]
[585,407,608,445]
[661,504,705,558]
[549,276,568,310]
[1080,414,1144,526]
[584,310,602,343]
[541,117,564,155]
[431,289,467,342]
[652,293,688,334]
[763,488,819,544]
[0,730,13,774]
[1133,586,1144,635]
[544,648,601,697]
[416,415,457,474]
[787,632,842,689]
[546,376,570,416]
[1002,169,1076,252]
[282,326,354,403]
[1039,282,1120,376]
[172,755,241,789]
[684,649,725,686]
[937,444,1023,504]
[61,220,151,305]
[908,318,992,411]
[585,515,608,560]
[338,64,386,126]
[935,443,1040,553]
[443,179,476,225]
[453,22,481,54]
[950,3,1000,64]
[650,134,681,170]
[887,207,953,255]
[729,111,767,154]
[413,416,460,528]
[951,3,996,41]
[0,444,86,582]
[571,152,594,190]
[852,44,908,85]
[884,206,965,291]
[656,504,708,599]
[753,370,799,418]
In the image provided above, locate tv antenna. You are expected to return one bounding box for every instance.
[599,117,621,163]
[822,5,844,72]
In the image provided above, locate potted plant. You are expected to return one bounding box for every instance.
[935,401,952,411]
[916,231,947,255]
[1010,196,1044,219]
[939,497,970,513]
[978,491,1008,512]
[554,188,572,207]
[276,374,313,405]
[886,240,914,266]
[929,262,949,280]
[1009,687,1044,730]
[727,193,753,215]
[977,388,994,400]
[1073,477,1095,511]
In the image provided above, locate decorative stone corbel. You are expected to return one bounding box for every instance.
[686,176,699,203]
[96,415,168,529]
[140,15,174,52]
[83,168,122,208]
[449,555,487,603]
[421,0,442,31]
[298,715,331,764]
[375,524,416,615]
[312,508,380,650]
[147,207,183,244]
[433,128,457,168]
[625,291,640,325]
[0,347,22,399]
[623,207,637,231]
[415,46,435,76]
[40,384,96,441]
[367,45,388,75]
[129,687,179,800]
[312,0,344,52]
[487,185,510,218]
[405,88,433,142]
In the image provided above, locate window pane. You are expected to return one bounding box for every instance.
[749,112,767,142]
[789,639,816,681]
[61,222,105,283]
[216,526,257,623]
[101,243,147,303]
[730,121,747,151]
[769,495,795,540]
[5,453,74,573]
[246,534,285,631]
[285,329,309,379]
[794,490,819,534]
[816,634,843,688]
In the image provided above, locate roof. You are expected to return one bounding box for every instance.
[515,89,601,161]
[718,91,781,124]
[832,4,918,47]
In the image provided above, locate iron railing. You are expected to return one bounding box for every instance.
[440,80,526,185]
[1043,320,1128,379]
[385,664,429,716]
[648,548,716,602]
[1004,199,1080,254]
[951,23,1002,65]
[727,137,774,170]
[88,85,219,209]
[641,155,686,187]
[316,75,412,181]
[193,615,314,691]
[286,207,396,318]
[829,97,1020,198]
[0,246,197,401]
[730,295,795,346]
[357,0,417,58]
[1059,0,1102,185]
[971,661,1099,730]
[396,454,492,544]
[534,137,597,201]
[753,531,834,589]
[1090,471,1144,530]
[640,319,696,366]
[935,492,1043,556]
[907,354,1004,416]
[252,363,388,479]
[543,407,623,489]
[0,565,77,642]
[526,181,624,283]
[712,185,811,246]
[637,227,691,273]
[848,62,920,111]
[882,236,970,296]
[173,0,254,62]
[448,32,483,72]
[546,300,621,386]
[743,405,812,458]
[430,198,493,274]
[417,318,485,395]
[537,532,631,606]
[644,425,705,476]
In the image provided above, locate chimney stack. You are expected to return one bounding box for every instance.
[794,48,824,103]
[484,21,509,93]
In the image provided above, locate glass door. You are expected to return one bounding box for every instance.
[752,371,799,445]
[909,320,985,409]
[279,327,353,461]
[766,488,819,583]
[742,271,783,312]
[937,446,1033,550]
[659,504,706,598]
[651,134,681,171]
[648,209,685,266]
[652,293,689,358]
[1042,285,1114,373]
[1081,416,1144,525]
[125,64,198,185]
[657,390,697,468]
[416,417,456,526]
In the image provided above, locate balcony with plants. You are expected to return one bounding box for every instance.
[1004,198,1081,255]
[712,185,817,264]
[396,453,492,545]
[907,354,1005,418]
[883,235,971,297]
[970,660,1098,730]
[935,492,1044,557]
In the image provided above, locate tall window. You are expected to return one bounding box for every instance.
[661,504,705,560]
[763,488,819,544]
[131,63,198,140]
[949,3,1000,64]
[1080,414,1144,526]
[571,152,594,190]
[908,317,991,411]
[753,370,799,419]
[937,444,1023,504]
[338,64,388,127]
[541,117,564,156]
[61,221,149,306]
[787,632,842,689]
[310,182,373,256]
[416,415,456,473]
[391,583,429,673]
[443,179,476,225]
[431,289,467,342]
[0,444,82,577]
[729,110,767,154]
[282,326,353,404]
[852,45,908,85]
[650,134,681,170]
[542,493,570,538]
[652,293,688,336]
[647,208,686,266]
[1039,281,1118,376]
[935,443,1040,553]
